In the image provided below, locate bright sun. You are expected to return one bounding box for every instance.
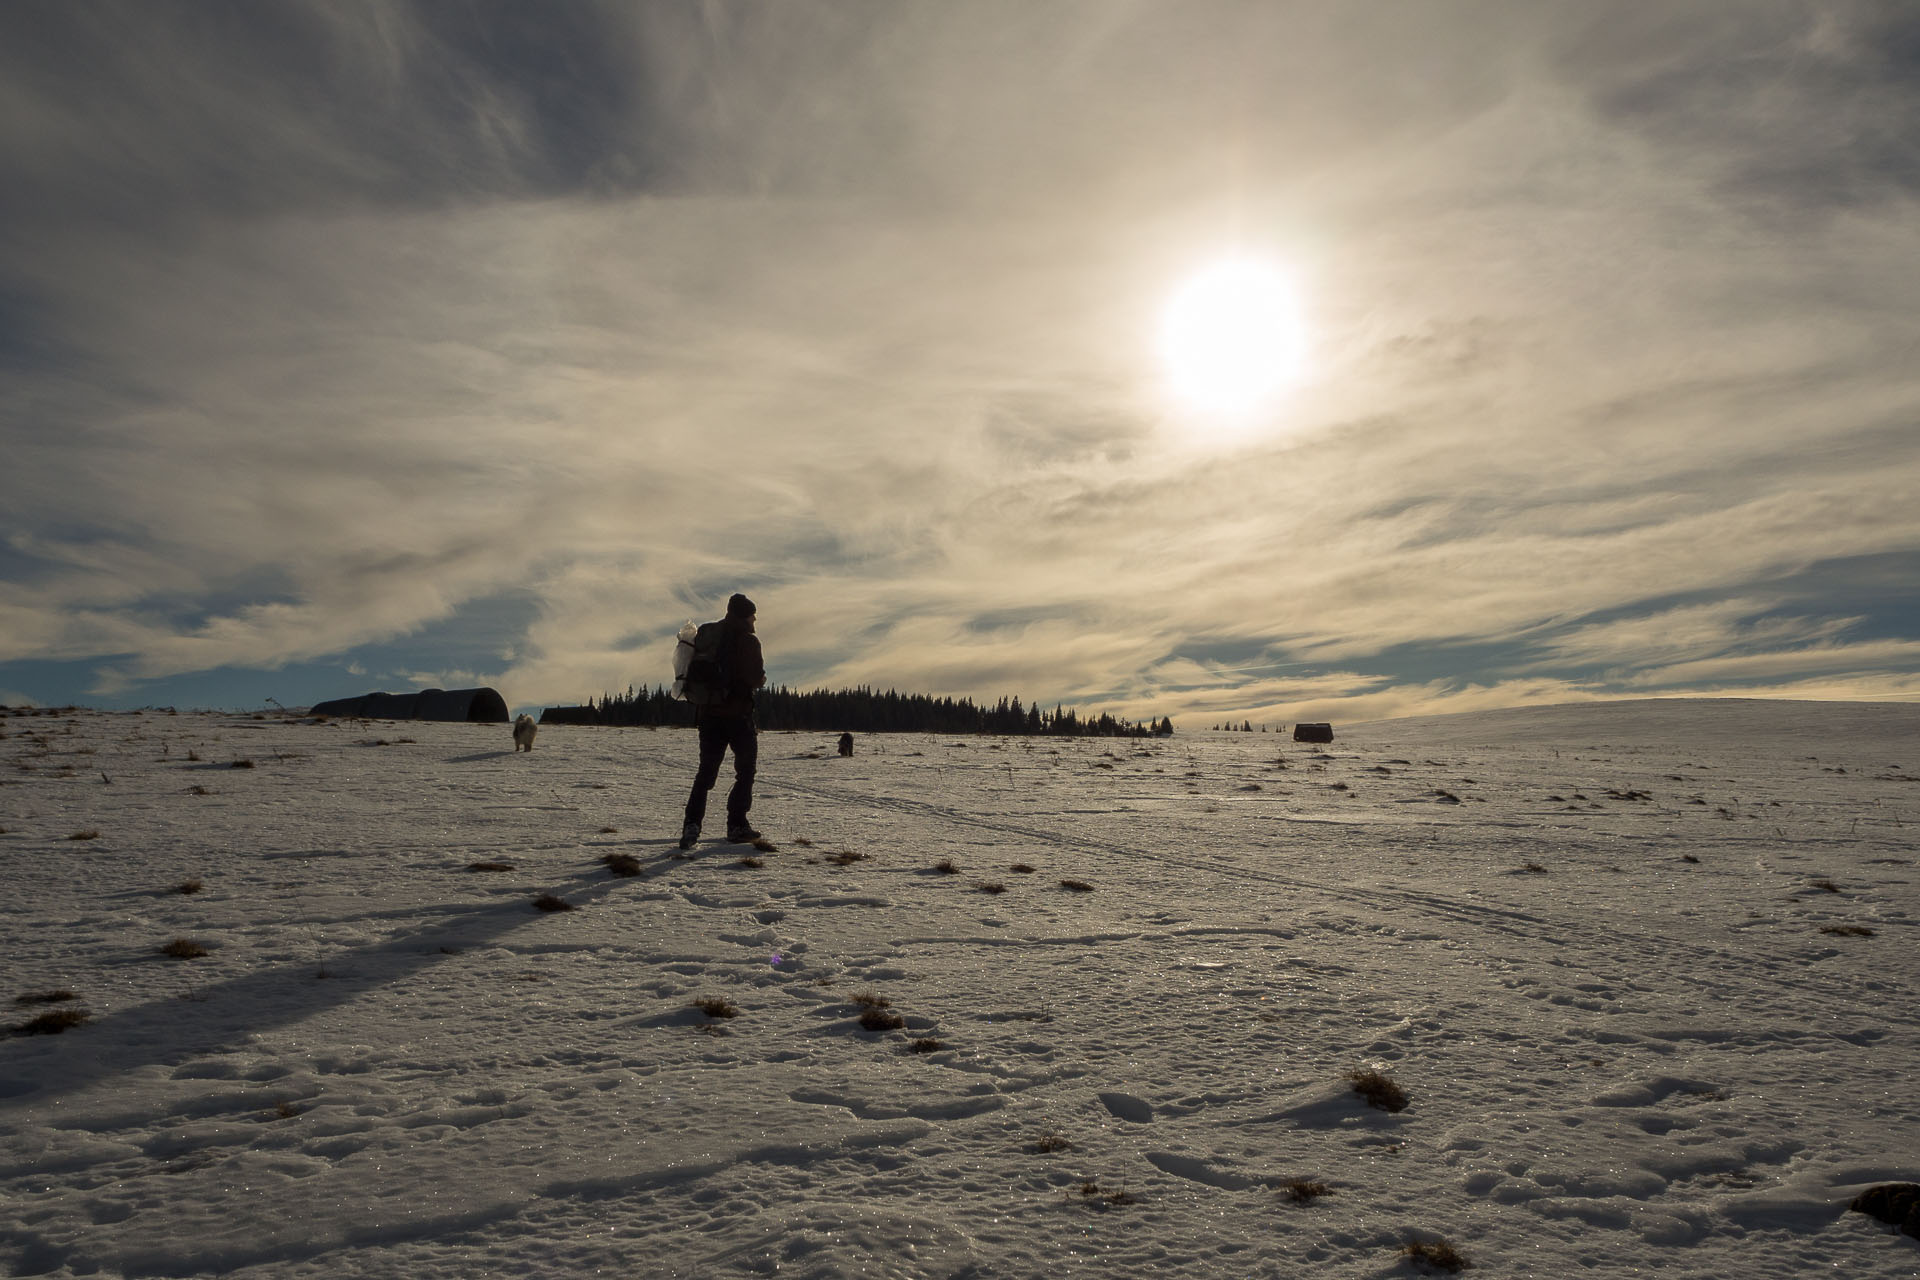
[1158,256,1306,417]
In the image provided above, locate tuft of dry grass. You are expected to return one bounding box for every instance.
[532,894,574,912]
[850,991,890,1009]
[600,853,642,876]
[792,837,815,848]
[160,937,209,959]
[859,1006,906,1032]
[977,882,1007,894]
[14,1007,91,1035]
[908,1037,946,1053]
[598,826,619,835]
[1400,1238,1470,1272]
[15,989,77,1005]
[1009,863,1035,874]
[1517,862,1547,874]
[693,996,740,1019]
[272,1100,301,1120]
[1810,879,1841,893]
[1348,1067,1408,1112]
[1075,1180,1138,1206]
[230,758,255,769]
[1058,878,1094,892]
[1033,1132,1073,1153]
[750,837,778,852]
[68,829,101,841]
[1280,1179,1331,1204]
[737,855,764,868]
[173,878,203,894]
[467,860,516,872]
[933,859,960,875]
[827,849,866,865]
[1821,924,1875,937]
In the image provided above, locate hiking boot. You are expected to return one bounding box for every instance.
[726,824,763,843]
[677,822,700,850]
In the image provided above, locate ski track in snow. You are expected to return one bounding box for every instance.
[1,701,1917,1278]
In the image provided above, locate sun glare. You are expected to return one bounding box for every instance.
[1158,257,1306,418]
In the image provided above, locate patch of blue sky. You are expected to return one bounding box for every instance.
[1160,636,1314,680]
[318,589,543,686]
[962,605,1078,634]
[0,281,77,373]
[0,656,358,712]
[1761,551,1920,643]
[0,589,544,711]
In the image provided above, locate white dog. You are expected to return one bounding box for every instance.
[512,714,538,752]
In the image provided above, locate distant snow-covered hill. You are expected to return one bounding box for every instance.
[1352,697,1920,753]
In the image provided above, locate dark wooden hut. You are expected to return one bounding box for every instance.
[309,688,510,723]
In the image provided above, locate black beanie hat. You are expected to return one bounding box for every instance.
[727,592,757,618]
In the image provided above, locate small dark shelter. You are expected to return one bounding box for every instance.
[309,687,510,723]
[539,705,602,726]
[1292,722,1334,743]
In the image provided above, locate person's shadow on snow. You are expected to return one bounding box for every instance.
[0,864,648,1109]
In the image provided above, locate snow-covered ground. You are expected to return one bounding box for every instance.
[2,699,1916,1279]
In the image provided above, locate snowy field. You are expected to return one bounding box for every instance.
[2,699,1917,1279]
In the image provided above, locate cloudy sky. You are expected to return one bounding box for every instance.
[4,1,1919,723]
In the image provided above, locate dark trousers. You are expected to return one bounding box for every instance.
[683,715,757,830]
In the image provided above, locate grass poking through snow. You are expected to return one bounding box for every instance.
[1348,1067,1409,1112]
[851,992,905,1031]
[13,1007,90,1035]
[532,894,574,912]
[1279,1179,1331,1204]
[1400,1238,1471,1271]
[159,938,209,959]
[600,853,642,876]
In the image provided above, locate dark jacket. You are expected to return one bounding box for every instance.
[700,618,765,721]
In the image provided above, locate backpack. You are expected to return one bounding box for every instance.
[672,619,731,706]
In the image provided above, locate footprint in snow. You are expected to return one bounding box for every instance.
[1099,1091,1155,1123]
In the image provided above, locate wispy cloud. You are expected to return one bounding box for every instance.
[3,2,1919,717]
